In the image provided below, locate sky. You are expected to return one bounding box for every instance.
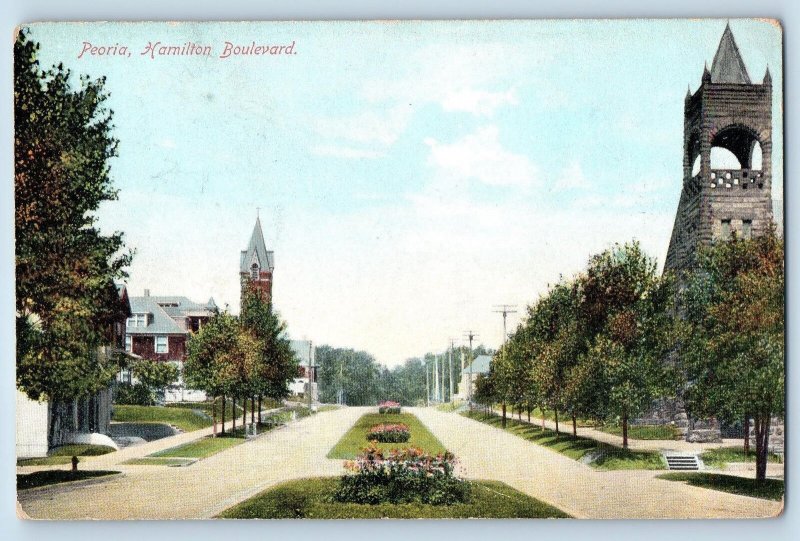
[28,19,783,366]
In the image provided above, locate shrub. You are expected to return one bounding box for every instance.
[114,382,155,405]
[333,444,469,506]
[366,423,410,443]
[378,401,401,414]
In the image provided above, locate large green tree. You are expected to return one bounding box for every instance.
[578,242,678,448]
[15,30,132,413]
[682,230,784,481]
[185,312,258,435]
[240,285,298,416]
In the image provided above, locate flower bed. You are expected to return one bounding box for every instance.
[378,400,401,414]
[333,444,469,505]
[366,423,410,443]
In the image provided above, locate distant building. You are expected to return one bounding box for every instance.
[456,354,492,402]
[289,340,319,401]
[240,216,275,305]
[124,289,217,402]
[16,284,131,458]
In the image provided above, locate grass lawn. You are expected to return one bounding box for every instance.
[122,457,196,466]
[327,413,446,459]
[216,477,571,519]
[150,434,245,458]
[462,410,664,470]
[315,404,341,413]
[436,401,464,412]
[17,444,116,467]
[112,405,211,431]
[597,423,681,441]
[657,472,784,501]
[17,470,119,490]
[700,446,783,469]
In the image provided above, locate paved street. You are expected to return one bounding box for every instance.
[18,406,783,519]
[18,407,364,519]
[412,407,783,519]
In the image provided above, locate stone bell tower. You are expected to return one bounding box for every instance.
[665,23,773,272]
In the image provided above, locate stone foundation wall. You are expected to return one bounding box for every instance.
[749,417,784,456]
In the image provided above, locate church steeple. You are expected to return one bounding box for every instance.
[240,214,275,305]
[710,23,751,84]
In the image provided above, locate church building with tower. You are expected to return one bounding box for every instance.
[240,216,275,305]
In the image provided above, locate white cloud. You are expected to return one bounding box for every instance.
[313,106,411,147]
[424,126,540,188]
[554,162,589,190]
[311,145,384,159]
[156,138,176,149]
[441,87,518,117]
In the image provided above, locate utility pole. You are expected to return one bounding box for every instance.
[434,355,440,403]
[307,341,313,410]
[463,330,478,407]
[425,359,430,407]
[493,305,518,347]
[448,339,455,403]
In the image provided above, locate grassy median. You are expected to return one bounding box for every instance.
[17,470,119,490]
[657,472,784,501]
[216,477,571,519]
[327,412,446,459]
[461,410,665,470]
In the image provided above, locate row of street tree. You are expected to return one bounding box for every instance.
[184,285,298,435]
[475,234,783,481]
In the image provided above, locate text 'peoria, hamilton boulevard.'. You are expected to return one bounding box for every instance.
[78,41,298,60]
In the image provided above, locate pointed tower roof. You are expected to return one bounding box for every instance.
[240,217,274,274]
[710,24,751,84]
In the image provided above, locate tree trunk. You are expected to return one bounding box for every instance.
[212,396,217,437]
[754,414,771,482]
[242,396,247,428]
[221,395,226,434]
[622,410,629,449]
[541,408,546,429]
[743,414,750,456]
[527,405,531,423]
[518,406,521,421]
[554,408,559,434]
[251,395,255,424]
[232,397,236,433]
[572,411,577,439]
[258,395,263,424]
[501,402,507,428]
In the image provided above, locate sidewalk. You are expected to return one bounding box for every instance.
[487,406,740,453]
[18,406,287,473]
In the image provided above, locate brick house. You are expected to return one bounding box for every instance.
[124,289,217,402]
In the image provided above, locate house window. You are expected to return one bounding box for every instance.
[155,336,168,354]
[742,219,753,240]
[721,219,731,239]
[127,313,148,328]
[125,336,132,352]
